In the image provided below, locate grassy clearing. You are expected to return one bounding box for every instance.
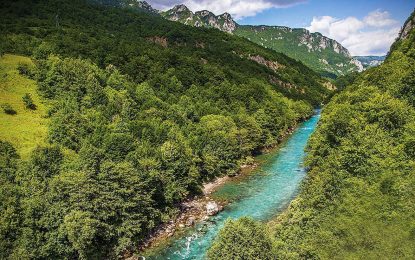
[0,54,48,159]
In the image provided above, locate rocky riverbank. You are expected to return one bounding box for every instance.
[138,167,257,251]
[137,117,308,255]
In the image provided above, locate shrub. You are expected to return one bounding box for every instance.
[22,93,36,110]
[2,103,16,115]
[17,62,34,78]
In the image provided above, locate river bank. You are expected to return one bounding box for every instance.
[140,111,320,259]
[138,163,259,251]
[137,120,303,253]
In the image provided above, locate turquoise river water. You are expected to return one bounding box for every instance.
[146,111,321,259]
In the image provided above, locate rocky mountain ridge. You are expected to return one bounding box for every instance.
[353,56,385,70]
[160,3,361,76]
[91,0,362,77]
[236,25,363,76]
[162,5,237,33]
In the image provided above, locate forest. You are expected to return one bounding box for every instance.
[0,0,331,258]
[209,10,415,259]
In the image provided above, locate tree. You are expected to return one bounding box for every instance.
[22,93,36,110]
[208,217,275,260]
[2,103,16,115]
[0,141,20,259]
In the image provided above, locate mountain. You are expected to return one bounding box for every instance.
[162,5,237,33]
[353,55,385,69]
[162,4,362,77]
[235,26,363,77]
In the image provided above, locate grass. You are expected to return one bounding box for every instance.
[0,54,48,159]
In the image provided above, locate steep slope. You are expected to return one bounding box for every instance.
[0,0,330,106]
[0,54,48,159]
[235,26,362,77]
[162,4,361,77]
[90,0,159,13]
[0,0,333,259]
[209,10,415,259]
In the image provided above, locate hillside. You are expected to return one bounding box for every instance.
[91,0,158,13]
[0,0,330,105]
[209,10,415,259]
[235,26,362,77]
[0,54,48,159]
[161,4,362,77]
[0,0,332,259]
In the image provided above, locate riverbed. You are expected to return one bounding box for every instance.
[144,111,321,259]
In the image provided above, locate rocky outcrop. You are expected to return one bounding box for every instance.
[353,56,385,70]
[398,10,415,40]
[206,201,220,216]
[248,55,285,72]
[295,30,351,57]
[135,1,158,13]
[147,36,168,47]
[350,58,364,72]
[162,5,237,33]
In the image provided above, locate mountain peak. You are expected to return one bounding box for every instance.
[195,10,216,17]
[163,6,237,33]
[136,0,158,13]
[172,4,191,13]
[220,12,232,19]
[163,4,359,76]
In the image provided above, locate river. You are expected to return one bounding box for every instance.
[145,110,321,259]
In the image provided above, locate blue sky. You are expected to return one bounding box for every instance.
[149,0,415,55]
[239,0,414,28]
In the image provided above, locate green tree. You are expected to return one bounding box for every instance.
[208,217,275,260]
[22,93,36,110]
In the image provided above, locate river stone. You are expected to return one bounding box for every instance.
[206,201,219,216]
[186,217,195,226]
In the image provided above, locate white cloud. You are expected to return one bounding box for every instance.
[185,0,272,19]
[148,0,306,19]
[364,10,398,27]
[307,10,400,56]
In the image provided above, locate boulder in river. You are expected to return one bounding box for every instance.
[206,201,219,216]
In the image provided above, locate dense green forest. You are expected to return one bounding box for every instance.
[0,0,332,259]
[235,26,359,78]
[209,11,415,259]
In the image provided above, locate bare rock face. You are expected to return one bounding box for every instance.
[248,55,285,72]
[399,11,415,40]
[206,201,219,216]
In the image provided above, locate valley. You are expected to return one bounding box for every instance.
[0,0,413,259]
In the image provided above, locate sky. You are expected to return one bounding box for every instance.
[146,0,415,56]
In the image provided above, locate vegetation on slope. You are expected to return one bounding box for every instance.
[0,0,332,258]
[0,0,330,106]
[208,10,415,259]
[159,4,361,78]
[0,54,48,159]
[235,26,360,78]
